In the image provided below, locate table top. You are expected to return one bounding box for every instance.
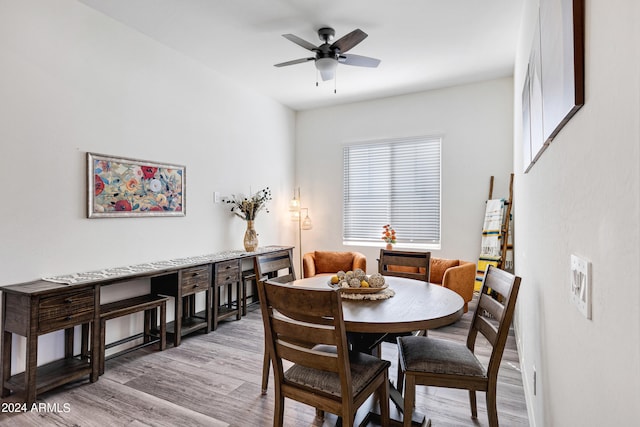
[0,245,293,296]
[291,275,465,334]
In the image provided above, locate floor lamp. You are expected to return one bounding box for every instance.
[289,187,312,276]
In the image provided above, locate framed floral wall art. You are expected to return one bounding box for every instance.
[87,153,185,218]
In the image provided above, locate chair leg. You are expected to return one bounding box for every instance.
[403,374,416,427]
[373,343,381,358]
[273,388,285,427]
[261,347,270,395]
[378,372,390,427]
[396,360,404,394]
[486,387,498,427]
[469,389,478,418]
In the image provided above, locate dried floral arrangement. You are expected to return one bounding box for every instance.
[225,187,272,221]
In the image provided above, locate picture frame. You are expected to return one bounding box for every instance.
[87,152,185,218]
[522,0,584,173]
[540,0,584,143]
[522,66,532,171]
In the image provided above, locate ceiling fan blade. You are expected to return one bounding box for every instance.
[274,57,315,67]
[331,29,367,53]
[338,54,381,68]
[282,34,318,51]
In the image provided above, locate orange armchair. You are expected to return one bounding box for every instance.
[430,258,476,313]
[303,251,367,278]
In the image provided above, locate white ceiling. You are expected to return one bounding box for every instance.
[80,0,524,111]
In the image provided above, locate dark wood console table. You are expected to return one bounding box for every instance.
[0,280,100,406]
[0,245,292,404]
[150,265,212,347]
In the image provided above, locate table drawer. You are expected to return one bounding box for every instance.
[181,265,210,295]
[38,288,95,333]
[214,260,240,284]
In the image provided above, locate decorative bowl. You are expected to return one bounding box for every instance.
[328,281,389,294]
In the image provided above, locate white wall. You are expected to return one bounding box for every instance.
[513,1,640,425]
[295,78,514,272]
[0,0,296,372]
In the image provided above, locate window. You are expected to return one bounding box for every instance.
[343,136,441,248]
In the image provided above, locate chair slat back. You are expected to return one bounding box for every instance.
[468,265,521,379]
[258,280,351,387]
[477,293,505,323]
[254,250,296,284]
[378,249,431,282]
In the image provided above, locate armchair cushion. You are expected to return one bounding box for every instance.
[430,258,460,284]
[315,251,355,274]
[434,258,475,313]
[303,251,367,278]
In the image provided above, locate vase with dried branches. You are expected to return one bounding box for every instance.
[225,187,272,252]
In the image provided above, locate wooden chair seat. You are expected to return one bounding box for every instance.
[397,336,485,377]
[284,346,389,398]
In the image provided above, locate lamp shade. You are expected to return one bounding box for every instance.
[302,215,313,230]
[315,57,337,81]
[289,187,300,212]
[289,197,300,212]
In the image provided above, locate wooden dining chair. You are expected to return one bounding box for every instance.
[378,249,430,282]
[396,265,521,427]
[257,279,391,427]
[373,249,431,360]
[254,250,296,394]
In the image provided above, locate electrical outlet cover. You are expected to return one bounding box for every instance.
[570,254,591,319]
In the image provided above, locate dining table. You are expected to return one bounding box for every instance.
[287,274,465,426]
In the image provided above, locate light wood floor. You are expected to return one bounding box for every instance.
[1,294,528,426]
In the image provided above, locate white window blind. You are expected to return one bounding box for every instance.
[343,136,441,247]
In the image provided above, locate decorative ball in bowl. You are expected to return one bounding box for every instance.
[328,270,388,294]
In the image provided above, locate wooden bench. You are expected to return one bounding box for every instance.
[99,294,169,375]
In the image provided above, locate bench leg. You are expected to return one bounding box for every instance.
[236,282,242,321]
[144,309,151,344]
[81,323,90,359]
[99,319,106,375]
[159,302,167,351]
[242,279,248,316]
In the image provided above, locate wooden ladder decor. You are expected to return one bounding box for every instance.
[475,174,514,291]
[488,173,514,270]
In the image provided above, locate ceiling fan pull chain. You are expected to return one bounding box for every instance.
[334,72,337,94]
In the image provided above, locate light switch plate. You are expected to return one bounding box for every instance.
[570,254,591,319]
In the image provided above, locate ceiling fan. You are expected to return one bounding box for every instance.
[274,27,381,82]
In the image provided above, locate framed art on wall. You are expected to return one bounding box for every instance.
[87,153,185,218]
[522,0,584,173]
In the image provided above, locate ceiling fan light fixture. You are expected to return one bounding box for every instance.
[315,57,337,80]
[276,27,379,86]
